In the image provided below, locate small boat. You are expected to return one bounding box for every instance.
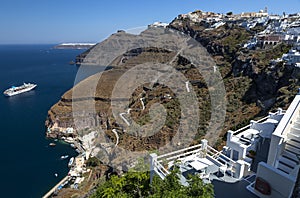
[60,155,69,160]
[68,157,74,167]
[70,143,76,148]
[57,185,63,190]
[54,173,58,177]
[49,143,56,147]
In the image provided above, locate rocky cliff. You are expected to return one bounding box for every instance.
[46,11,300,171]
[170,13,300,131]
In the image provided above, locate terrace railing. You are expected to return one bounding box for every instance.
[151,140,241,180]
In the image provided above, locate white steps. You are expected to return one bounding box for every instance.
[277,162,294,174]
[286,139,300,150]
[276,114,300,175]
[293,121,300,129]
[282,150,300,164]
[287,132,300,140]
[278,156,298,168]
[291,126,300,135]
[285,144,300,156]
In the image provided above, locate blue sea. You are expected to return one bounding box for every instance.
[0,45,84,197]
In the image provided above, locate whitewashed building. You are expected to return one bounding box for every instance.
[150,89,300,198]
[282,49,300,65]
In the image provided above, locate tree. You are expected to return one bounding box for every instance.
[186,175,214,197]
[91,167,214,198]
[91,172,150,198]
[150,167,214,198]
[86,157,100,167]
[150,168,186,198]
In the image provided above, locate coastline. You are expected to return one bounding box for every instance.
[43,127,85,197]
[43,124,103,198]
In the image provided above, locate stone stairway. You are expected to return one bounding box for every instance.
[276,114,300,175]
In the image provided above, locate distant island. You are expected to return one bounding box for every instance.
[54,42,96,49]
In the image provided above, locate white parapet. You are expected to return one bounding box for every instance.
[252,162,296,198]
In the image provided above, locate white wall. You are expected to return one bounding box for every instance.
[226,132,248,160]
[267,94,300,166]
[254,162,296,198]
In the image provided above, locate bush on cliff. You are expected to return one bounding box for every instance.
[90,168,214,198]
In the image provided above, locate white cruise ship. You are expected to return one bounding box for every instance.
[3,83,37,97]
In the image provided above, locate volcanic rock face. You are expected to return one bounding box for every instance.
[47,12,300,171]
[47,47,179,135]
[46,27,224,171]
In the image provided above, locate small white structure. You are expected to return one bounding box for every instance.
[65,137,74,143]
[185,81,190,93]
[240,9,268,18]
[225,111,284,162]
[149,22,169,28]
[211,22,225,29]
[284,34,300,45]
[244,37,258,49]
[65,127,74,134]
[282,49,300,65]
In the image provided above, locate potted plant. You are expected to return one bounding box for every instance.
[248,150,256,158]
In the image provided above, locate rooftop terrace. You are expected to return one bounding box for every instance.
[150,90,300,198]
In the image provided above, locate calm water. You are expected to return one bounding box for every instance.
[0,45,83,197]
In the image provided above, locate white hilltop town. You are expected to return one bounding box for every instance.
[148,8,300,67]
[175,8,300,67]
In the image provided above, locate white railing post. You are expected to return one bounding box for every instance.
[201,139,208,150]
[150,153,158,184]
[201,139,208,158]
[235,160,245,179]
[227,130,234,145]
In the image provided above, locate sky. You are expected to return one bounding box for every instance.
[0,0,299,44]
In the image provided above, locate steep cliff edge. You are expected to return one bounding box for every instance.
[46,11,300,169]
[46,45,212,142]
